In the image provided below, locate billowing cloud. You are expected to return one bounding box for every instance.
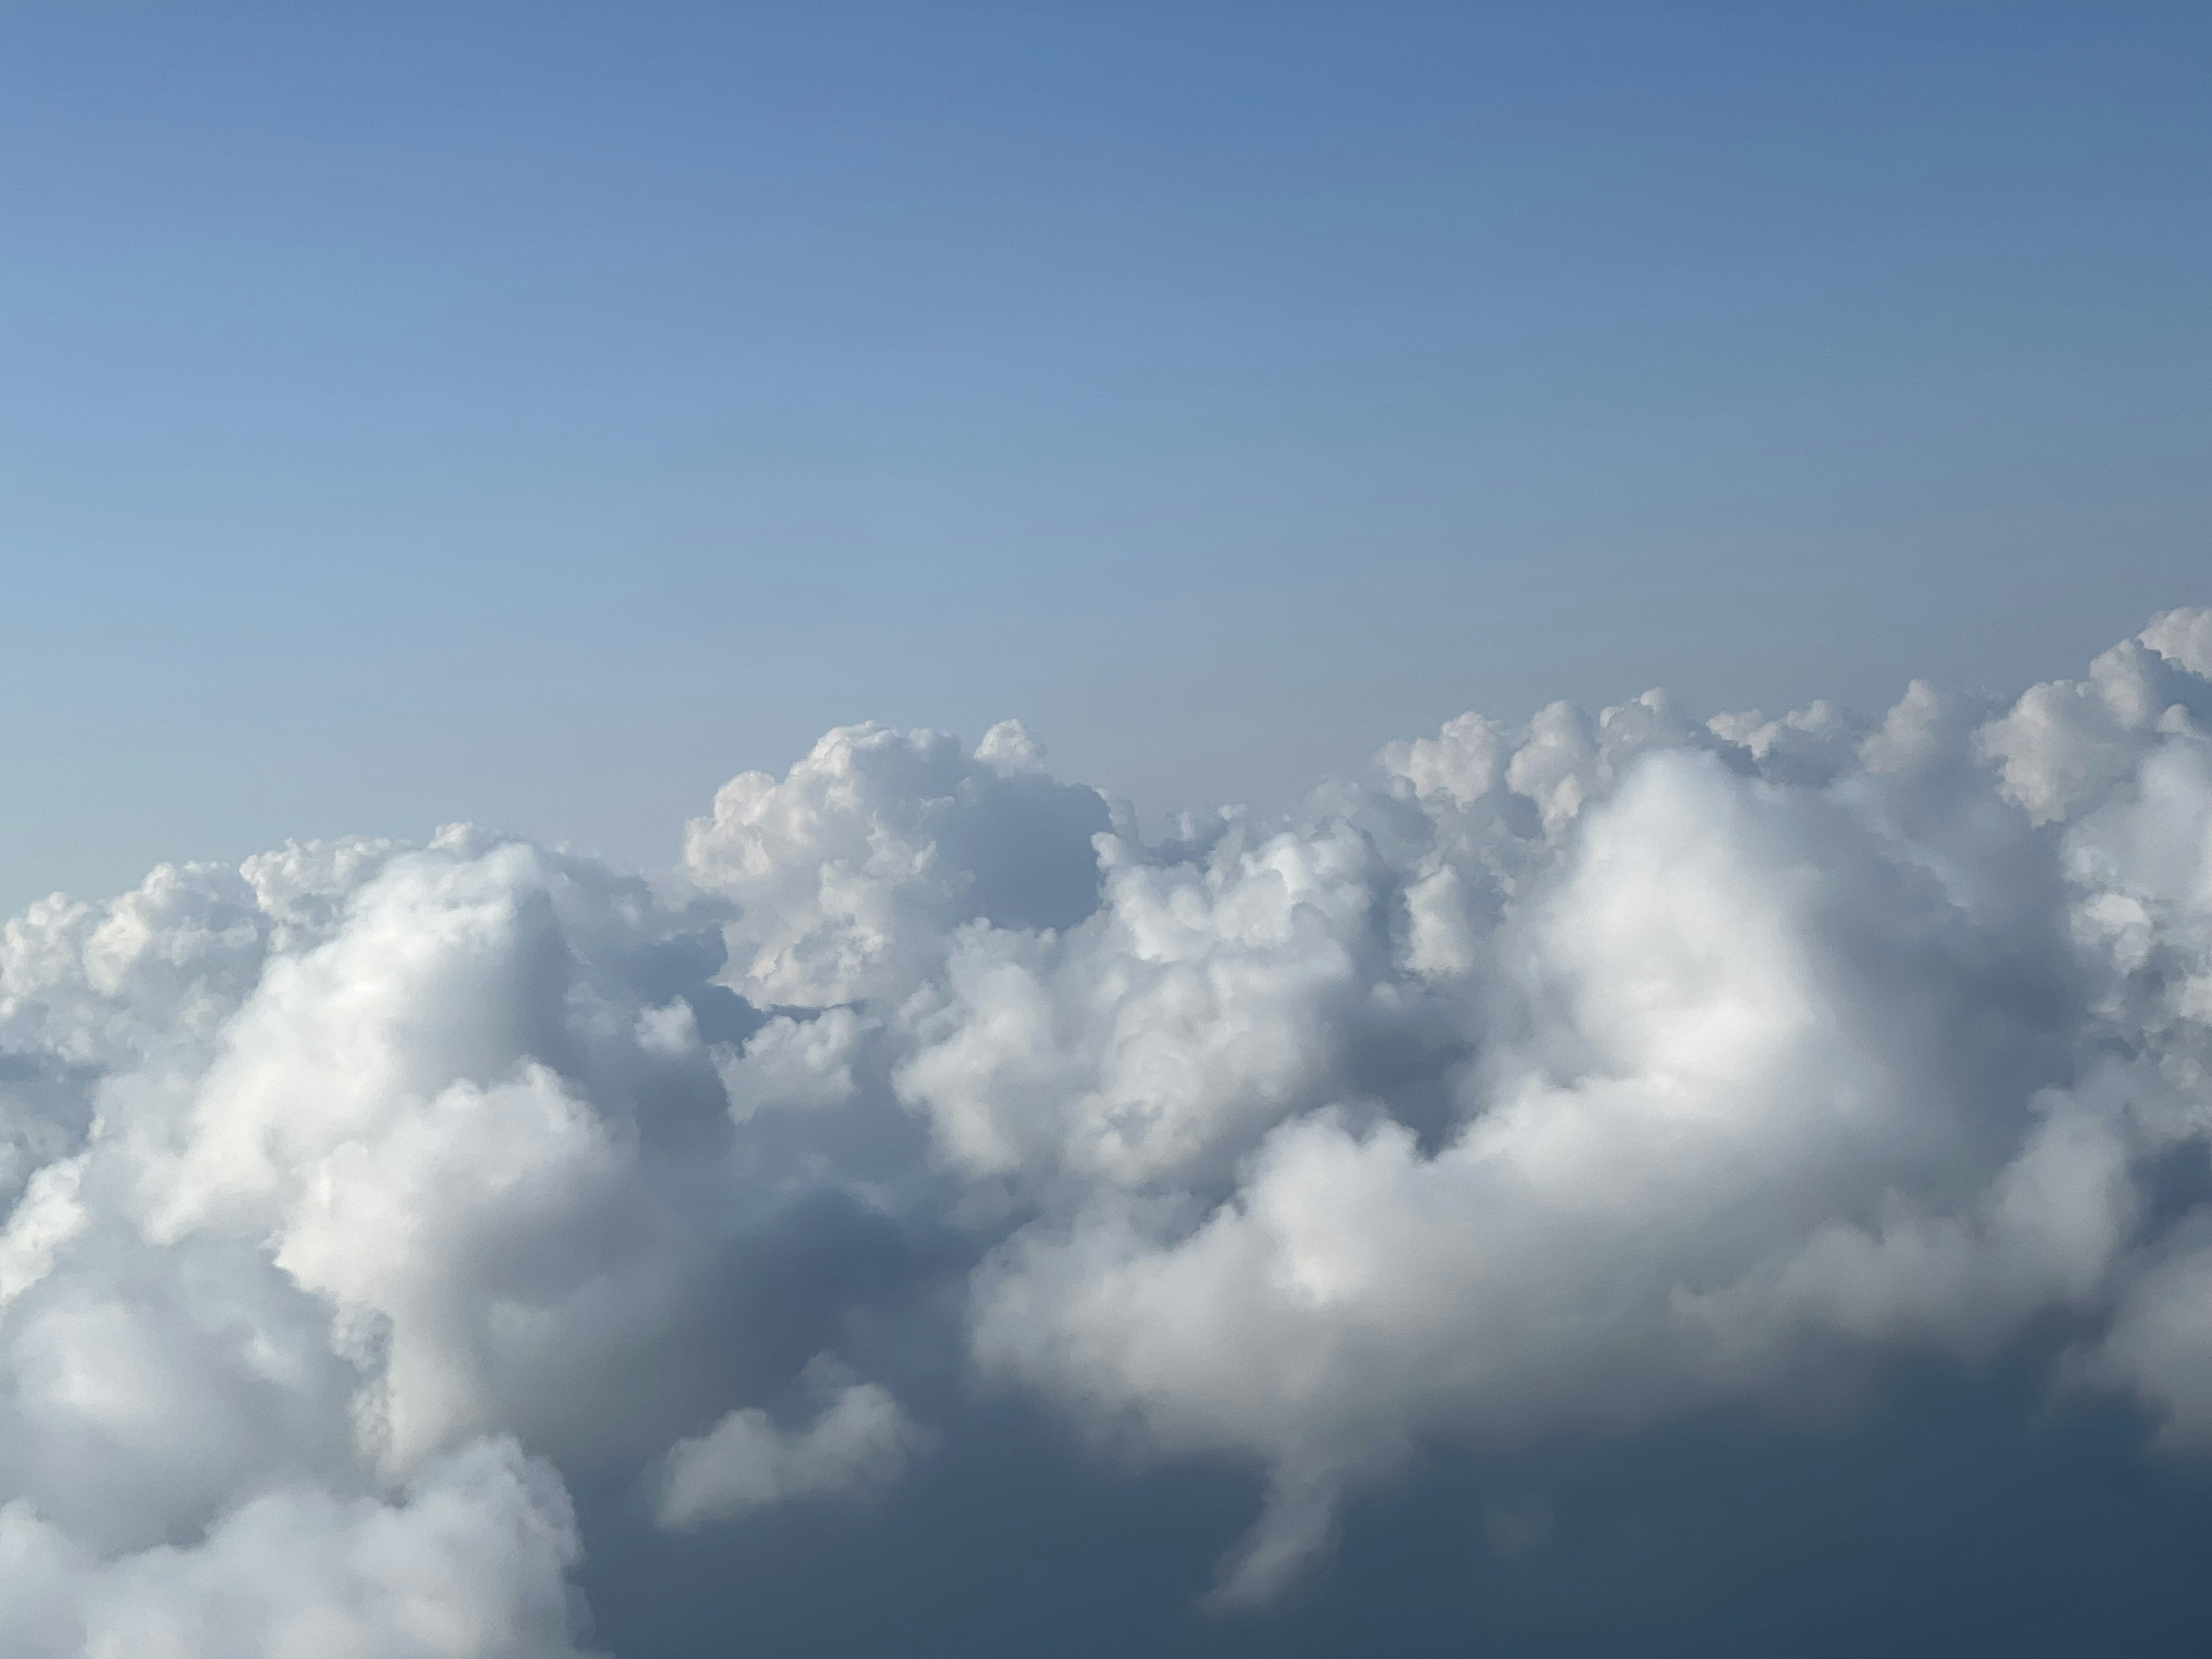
[0,1438,582,1659]
[5,613,2212,1652]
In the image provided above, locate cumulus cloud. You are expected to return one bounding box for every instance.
[680,719,1108,1005]
[0,1438,582,1659]
[657,1357,930,1529]
[5,612,2212,1649]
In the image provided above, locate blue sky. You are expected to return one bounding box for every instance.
[4,2,2208,908]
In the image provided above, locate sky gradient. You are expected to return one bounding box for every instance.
[3,2,2208,910]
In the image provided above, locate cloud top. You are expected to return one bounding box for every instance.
[5,612,2212,1650]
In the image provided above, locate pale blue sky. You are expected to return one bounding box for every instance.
[5,2,2208,910]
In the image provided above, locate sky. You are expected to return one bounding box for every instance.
[6,9,2212,1658]
[3,2,2209,911]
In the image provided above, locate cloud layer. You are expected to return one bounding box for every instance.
[5,615,2212,1652]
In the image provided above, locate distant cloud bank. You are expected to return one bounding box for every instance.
[6,610,2212,1652]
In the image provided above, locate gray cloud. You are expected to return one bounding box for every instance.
[657,1357,931,1529]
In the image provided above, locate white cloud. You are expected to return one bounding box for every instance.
[680,720,1107,1005]
[4,610,2212,1642]
[0,1437,582,1659]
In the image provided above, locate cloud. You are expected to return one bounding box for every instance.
[657,1357,931,1529]
[0,1438,581,1659]
[680,719,1108,1005]
[967,745,2134,1597]
[4,615,2212,1650]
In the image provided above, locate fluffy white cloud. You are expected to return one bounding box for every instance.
[957,609,2212,1598]
[0,825,931,1652]
[894,816,1395,1189]
[968,745,2137,1596]
[680,720,1108,1005]
[5,610,2212,1645]
[0,1437,582,1659]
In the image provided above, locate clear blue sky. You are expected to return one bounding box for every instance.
[4,2,2207,909]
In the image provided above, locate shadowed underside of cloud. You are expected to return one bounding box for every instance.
[5,618,2212,1654]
